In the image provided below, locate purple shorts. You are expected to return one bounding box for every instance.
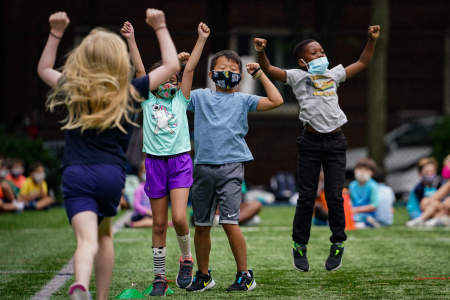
[144,152,193,199]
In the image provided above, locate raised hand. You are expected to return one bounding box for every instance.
[246,62,262,77]
[368,25,381,40]
[120,21,135,40]
[145,9,166,30]
[254,38,267,52]
[198,22,210,39]
[177,52,191,65]
[49,11,70,37]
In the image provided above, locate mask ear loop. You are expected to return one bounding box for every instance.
[300,58,309,72]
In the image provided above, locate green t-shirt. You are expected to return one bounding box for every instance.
[142,89,191,156]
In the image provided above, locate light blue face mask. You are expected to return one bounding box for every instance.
[304,56,329,75]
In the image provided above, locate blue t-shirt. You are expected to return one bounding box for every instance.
[63,75,150,171]
[188,88,260,165]
[349,178,379,208]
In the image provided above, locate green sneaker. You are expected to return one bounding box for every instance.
[325,243,344,271]
[292,242,309,272]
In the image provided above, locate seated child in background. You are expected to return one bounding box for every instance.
[373,172,395,226]
[349,158,380,228]
[416,180,450,227]
[0,158,24,212]
[407,157,446,227]
[19,162,54,210]
[126,161,153,228]
[6,158,27,190]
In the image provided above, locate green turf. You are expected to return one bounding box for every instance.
[1,206,449,299]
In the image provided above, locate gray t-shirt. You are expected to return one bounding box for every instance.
[286,65,347,133]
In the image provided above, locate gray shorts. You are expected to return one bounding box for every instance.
[191,163,244,226]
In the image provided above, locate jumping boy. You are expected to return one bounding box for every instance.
[186,50,283,292]
[255,25,380,271]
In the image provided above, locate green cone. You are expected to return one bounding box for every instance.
[115,288,145,299]
[143,285,174,296]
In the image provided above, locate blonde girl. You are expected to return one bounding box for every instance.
[37,9,179,300]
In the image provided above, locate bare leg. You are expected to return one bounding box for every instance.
[95,217,114,300]
[239,201,262,224]
[131,217,154,228]
[222,224,247,272]
[194,226,211,275]
[36,196,54,210]
[150,196,169,247]
[419,198,441,220]
[170,188,190,236]
[71,211,99,290]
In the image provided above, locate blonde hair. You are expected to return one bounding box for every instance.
[47,28,143,133]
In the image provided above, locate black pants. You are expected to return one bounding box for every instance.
[292,130,347,245]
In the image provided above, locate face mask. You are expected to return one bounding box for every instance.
[211,70,241,89]
[442,165,450,179]
[0,169,8,178]
[156,82,177,100]
[303,56,329,75]
[355,170,371,183]
[12,167,23,177]
[422,175,436,185]
[33,172,45,183]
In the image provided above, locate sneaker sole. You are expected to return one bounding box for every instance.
[176,274,193,289]
[247,279,257,291]
[69,289,90,300]
[325,260,342,271]
[190,279,216,292]
[293,261,309,272]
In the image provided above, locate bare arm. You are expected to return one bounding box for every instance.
[181,22,210,99]
[254,38,287,83]
[121,21,146,78]
[246,63,283,112]
[37,12,70,88]
[145,9,180,91]
[429,181,450,202]
[352,205,377,214]
[344,25,380,80]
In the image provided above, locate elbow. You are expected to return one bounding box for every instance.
[273,96,284,108]
[171,61,181,73]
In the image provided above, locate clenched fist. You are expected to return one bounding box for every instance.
[177,52,190,65]
[246,62,262,78]
[368,25,381,40]
[198,22,210,39]
[253,38,267,52]
[49,11,70,37]
[120,21,135,40]
[146,9,166,30]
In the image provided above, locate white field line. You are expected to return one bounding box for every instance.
[29,211,132,300]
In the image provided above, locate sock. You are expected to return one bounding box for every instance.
[177,233,192,260]
[152,247,166,277]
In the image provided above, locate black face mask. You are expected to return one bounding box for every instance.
[211,70,241,89]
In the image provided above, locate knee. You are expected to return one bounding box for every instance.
[78,238,99,256]
[153,221,167,236]
[172,213,187,229]
[195,226,210,237]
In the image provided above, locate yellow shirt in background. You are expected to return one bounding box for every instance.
[19,177,48,198]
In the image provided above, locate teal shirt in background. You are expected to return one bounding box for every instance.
[142,89,191,156]
[349,178,380,208]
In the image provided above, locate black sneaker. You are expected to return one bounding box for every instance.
[292,242,309,272]
[325,243,344,271]
[186,270,215,292]
[176,256,194,289]
[226,270,256,292]
[149,275,168,297]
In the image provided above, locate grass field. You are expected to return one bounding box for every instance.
[1,206,449,299]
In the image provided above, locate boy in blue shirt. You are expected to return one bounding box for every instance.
[349,158,380,228]
[186,50,283,292]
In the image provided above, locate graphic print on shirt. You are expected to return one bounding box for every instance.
[306,75,337,97]
[152,103,177,135]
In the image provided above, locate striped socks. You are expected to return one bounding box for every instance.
[152,247,166,277]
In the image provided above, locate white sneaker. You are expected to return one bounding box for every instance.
[406,217,425,227]
[68,283,91,300]
[423,218,440,228]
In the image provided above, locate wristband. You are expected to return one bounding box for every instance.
[153,25,167,32]
[250,67,261,77]
[50,31,62,39]
[253,70,263,80]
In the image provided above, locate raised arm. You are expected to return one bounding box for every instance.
[254,38,287,83]
[121,21,146,78]
[145,9,180,91]
[246,63,283,112]
[344,25,380,80]
[180,22,210,99]
[37,12,70,88]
